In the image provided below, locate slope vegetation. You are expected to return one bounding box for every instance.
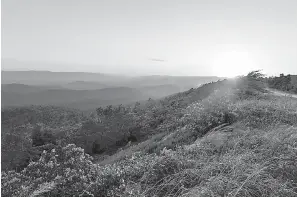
[2,73,297,197]
[267,74,297,93]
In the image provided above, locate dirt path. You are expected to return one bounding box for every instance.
[267,89,297,99]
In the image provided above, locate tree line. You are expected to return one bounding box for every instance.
[267,74,297,93]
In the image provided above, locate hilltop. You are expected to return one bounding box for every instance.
[2,72,297,197]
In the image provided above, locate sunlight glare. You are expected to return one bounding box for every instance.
[212,51,257,78]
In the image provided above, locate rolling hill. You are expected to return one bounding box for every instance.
[1,69,222,88]
[1,86,150,110]
[1,83,63,94]
[1,70,223,110]
[1,70,125,85]
[62,81,111,90]
[2,73,297,197]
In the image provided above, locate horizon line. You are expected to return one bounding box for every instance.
[1,69,222,78]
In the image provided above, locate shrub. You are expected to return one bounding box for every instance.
[2,144,97,197]
[235,70,267,99]
[267,73,297,93]
[1,133,32,172]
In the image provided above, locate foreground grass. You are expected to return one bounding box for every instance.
[143,125,297,197]
[2,89,297,196]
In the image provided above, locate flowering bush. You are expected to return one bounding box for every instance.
[2,144,97,197]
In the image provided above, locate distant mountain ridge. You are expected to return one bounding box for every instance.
[63,81,111,90]
[1,70,126,85]
[2,70,223,110]
[1,70,221,85]
[1,86,149,110]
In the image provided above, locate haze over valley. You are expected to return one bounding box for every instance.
[1,66,222,110]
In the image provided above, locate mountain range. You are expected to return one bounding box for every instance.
[1,70,222,110]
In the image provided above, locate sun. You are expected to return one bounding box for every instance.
[212,51,257,78]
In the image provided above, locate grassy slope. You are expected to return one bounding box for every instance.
[94,89,297,196]
[2,79,297,196]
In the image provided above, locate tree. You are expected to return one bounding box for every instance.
[236,70,266,98]
[31,126,56,147]
[267,73,296,93]
[246,70,266,92]
[32,126,44,147]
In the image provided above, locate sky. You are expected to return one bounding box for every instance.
[2,0,297,77]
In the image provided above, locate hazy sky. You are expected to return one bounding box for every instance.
[2,0,297,76]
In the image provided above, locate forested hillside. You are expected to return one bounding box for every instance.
[1,79,229,171]
[2,72,297,197]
